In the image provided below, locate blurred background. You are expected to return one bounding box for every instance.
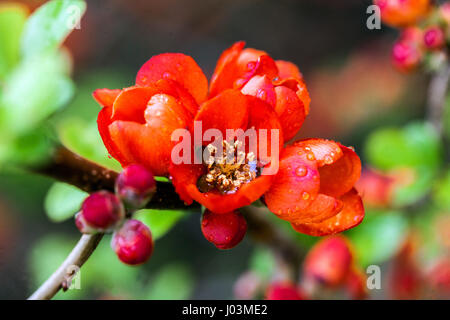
[0,0,448,299]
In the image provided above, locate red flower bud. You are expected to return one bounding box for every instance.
[266,282,305,300]
[112,219,153,265]
[201,209,247,250]
[391,40,422,72]
[75,211,97,234]
[303,236,353,287]
[115,164,157,210]
[78,191,124,232]
[423,26,446,50]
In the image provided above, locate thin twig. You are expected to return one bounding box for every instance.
[242,206,304,279]
[427,62,450,134]
[28,234,103,300]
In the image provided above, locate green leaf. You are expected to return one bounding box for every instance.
[0,3,27,79]
[20,0,86,59]
[135,209,186,240]
[365,122,442,171]
[346,211,408,267]
[44,182,87,222]
[393,166,436,207]
[0,52,74,136]
[433,170,450,211]
[144,264,194,300]
[58,117,121,171]
[249,247,276,279]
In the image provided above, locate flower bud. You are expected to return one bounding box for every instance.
[201,209,247,250]
[77,191,124,232]
[112,219,153,265]
[391,40,422,72]
[266,282,305,300]
[115,164,156,210]
[303,236,352,287]
[423,26,445,50]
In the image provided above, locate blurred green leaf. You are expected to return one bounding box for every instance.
[0,3,27,79]
[20,0,86,60]
[365,122,442,171]
[433,170,450,210]
[144,264,194,300]
[0,52,74,136]
[58,117,121,171]
[249,247,275,279]
[346,211,408,267]
[135,209,186,241]
[3,127,54,166]
[393,166,436,207]
[44,182,87,222]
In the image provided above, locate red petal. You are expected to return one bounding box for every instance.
[291,188,365,236]
[274,78,311,116]
[264,146,320,221]
[246,95,283,164]
[241,75,276,108]
[194,89,249,143]
[209,41,246,98]
[97,106,126,164]
[235,55,278,89]
[136,53,208,104]
[169,162,273,213]
[93,88,121,108]
[291,194,344,224]
[318,144,361,198]
[293,138,343,167]
[153,79,199,116]
[108,91,192,177]
[275,60,303,80]
[274,86,306,141]
[111,86,157,123]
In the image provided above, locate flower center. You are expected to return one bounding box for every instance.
[197,140,258,194]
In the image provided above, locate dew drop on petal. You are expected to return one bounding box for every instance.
[295,166,307,177]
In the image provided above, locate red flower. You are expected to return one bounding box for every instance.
[374,0,431,28]
[303,236,353,287]
[95,42,364,237]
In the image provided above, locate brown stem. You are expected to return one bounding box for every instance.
[242,207,304,279]
[427,63,450,135]
[32,146,193,210]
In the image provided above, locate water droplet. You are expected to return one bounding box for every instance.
[257,89,267,100]
[302,192,310,200]
[163,72,172,79]
[324,155,333,165]
[306,152,315,161]
[295,166,307,177]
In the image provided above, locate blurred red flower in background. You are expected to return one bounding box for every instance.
[374,0,431,27]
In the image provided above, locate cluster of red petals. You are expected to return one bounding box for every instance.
[95,42,364,237]
[303,236,367,299]
[356,168,395,208]
[374,0,431,27]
